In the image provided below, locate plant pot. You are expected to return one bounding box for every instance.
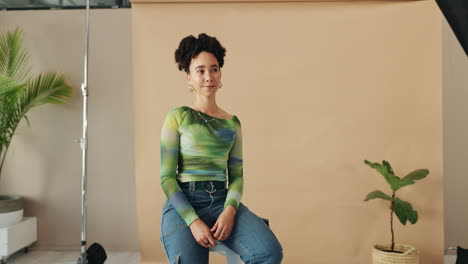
[0,195,24,228]
[372,244,419,264]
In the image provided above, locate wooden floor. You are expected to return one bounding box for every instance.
[4,250,141,264]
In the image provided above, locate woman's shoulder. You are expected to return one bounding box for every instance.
[217,108,235,120]
[167,106,189,114]
[220,109,241,127]
[218,109,241,126]
[163,107,185,122]
[164,107,179,116]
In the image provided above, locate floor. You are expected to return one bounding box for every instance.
[3,250,458,264]
[3,250,141,264]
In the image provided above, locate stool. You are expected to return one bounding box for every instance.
[210,242,243,264]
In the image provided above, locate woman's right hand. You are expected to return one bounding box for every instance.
[189,218,218,248]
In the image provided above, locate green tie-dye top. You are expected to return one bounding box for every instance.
[160,106,243,226]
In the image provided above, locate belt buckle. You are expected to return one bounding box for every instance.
[205,181,216,194]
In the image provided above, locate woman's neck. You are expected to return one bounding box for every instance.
[191,100,219,116]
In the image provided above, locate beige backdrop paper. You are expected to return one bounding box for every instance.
[131,1,442,263]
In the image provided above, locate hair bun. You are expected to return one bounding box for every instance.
[174,33,226,74]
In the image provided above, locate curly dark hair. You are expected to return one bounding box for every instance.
[174,33,226,74]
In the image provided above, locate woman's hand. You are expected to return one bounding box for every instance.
[189,218,217,248]
[211,205,237,241]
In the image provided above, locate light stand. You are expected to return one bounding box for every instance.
[76,0,90,263]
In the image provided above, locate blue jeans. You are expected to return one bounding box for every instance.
[160,181,283,264]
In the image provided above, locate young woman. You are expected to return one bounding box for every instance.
[159,33,283,264]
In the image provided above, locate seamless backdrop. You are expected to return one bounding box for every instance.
[131,1,443,263]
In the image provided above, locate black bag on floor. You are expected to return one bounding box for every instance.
[87,242,107,264]
[456,246,468,264]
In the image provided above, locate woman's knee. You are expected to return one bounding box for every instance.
[250,247,283,264]
[244,238,283,264]
[266,240,283,263]
[234,204,283,263]
[273,247,284,263]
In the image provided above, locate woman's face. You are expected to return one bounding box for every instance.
[186,51,222,96]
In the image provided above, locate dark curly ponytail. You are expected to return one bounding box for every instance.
[174,33,226,74]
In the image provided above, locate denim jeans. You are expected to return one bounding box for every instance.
[160,181,283,264]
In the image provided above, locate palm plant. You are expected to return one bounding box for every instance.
[363,160,429,252]
[0,28,73,183]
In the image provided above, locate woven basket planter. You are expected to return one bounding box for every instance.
[372,244,419,264]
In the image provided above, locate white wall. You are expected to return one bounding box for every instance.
[0,9,138,251]
[443,15,468,252]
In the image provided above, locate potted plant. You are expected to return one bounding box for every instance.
[363,159,429,264]
[0,28,73,227]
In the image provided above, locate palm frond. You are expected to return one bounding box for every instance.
[0,28,31,84]
[0,73,22,143]
[0,28,73,179]
[0,73,72,176]
[0,73,20,97]
[20,72,72,110]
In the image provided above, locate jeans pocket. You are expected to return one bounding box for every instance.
[161,205,187,238]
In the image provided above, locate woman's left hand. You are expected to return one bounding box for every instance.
[211,205,237,241]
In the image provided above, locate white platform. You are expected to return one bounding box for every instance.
[0,217,37,260]
[445,254,457,264]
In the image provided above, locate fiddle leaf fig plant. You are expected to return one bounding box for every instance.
[363,160,429,252]
[0,28,73,183]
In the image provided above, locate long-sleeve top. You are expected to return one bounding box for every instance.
[160,106,244,226]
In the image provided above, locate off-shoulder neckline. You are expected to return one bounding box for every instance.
[181,106,236,121]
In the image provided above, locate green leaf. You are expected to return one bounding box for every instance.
[383,160,394,175]
[23,72,72,108]
[403,169,429,181]
[364,160,401,191]
[393,178,416,191]
[393,197,418,225]
[0,28,73,180]
[24,115,30,128]
[0,73,19,97]
[364,190,392,201]
[0,28,31,83]
[392,169,429,191]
